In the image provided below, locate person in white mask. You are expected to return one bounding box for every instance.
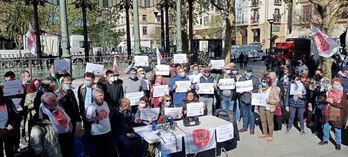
[134,96,152,125]
[97,70,124,110]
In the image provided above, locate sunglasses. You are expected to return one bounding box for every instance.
[165,100,171,102]
[204,71,210,73]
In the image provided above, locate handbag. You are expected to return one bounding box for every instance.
[275,103,282,116]
[329,106,341,122]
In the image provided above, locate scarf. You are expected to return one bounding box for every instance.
[40,104,70,133]
[328,89,343,103]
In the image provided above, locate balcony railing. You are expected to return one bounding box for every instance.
[274,0,282,5]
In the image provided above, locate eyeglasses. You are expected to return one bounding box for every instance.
[165,100,171,102]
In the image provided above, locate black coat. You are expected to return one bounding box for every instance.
[97,79,124,110]
[1,98,20,129]
[57,89,81,123]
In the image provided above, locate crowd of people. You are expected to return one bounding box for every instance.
[0,54,347,157]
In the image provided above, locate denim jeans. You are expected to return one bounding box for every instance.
[235,99,240,122]
[199,97,214,115]
[221,97,234,111]
[323,122,341,145]
[288,106,305,131]
[241,102,255,130]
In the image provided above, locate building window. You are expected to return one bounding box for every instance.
[145,0,150,7]
[142,15,147,21]
[157,16,161,22]
[204,16,209,26]
[274,8,281,22]
[200,18,203,25]
[143,26,147,35]
[274,0,281,3]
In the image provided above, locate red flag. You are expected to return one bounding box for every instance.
[26,23,36,56]
[112,55,119,72]
[156,47,162,65]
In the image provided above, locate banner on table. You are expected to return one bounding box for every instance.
[186,102,204,117]
[160,132,183,154]
[218,78,235,90]
[184,128,216,154]
[54,59,71,73]
[198,83,214,94]
[153,85,169,97]
[125,92,144,106]
[175,81,191,93]
[134,56,149,66]
[174,54,187,64]
[236,80,253,93]
[210,60,224,69]
[251,93,267,107]
[140,108,160,121]
[289,83,305,95]
[216,124,234,142]
[85,63,104,75]
[155,65,170,76]
[164,107,182,119]
[2,80,24,96]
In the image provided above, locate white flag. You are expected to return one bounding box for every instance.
[25,23,36,56]
[311,24,339,58]
[112,55,119,72]
[156,47,162,65]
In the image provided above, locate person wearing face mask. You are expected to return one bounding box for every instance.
[285,75,307,135]
[30,93,71,157]
[20,70,31,87]
[149,60,174,85]
[189,65,203,85]
[295,59,309,76]
[150,75,165,108]
[49,64,71,90]
[169,68,194,107]
[258,76,280,142]
[181,90,199,117]
[231,65,242,122]
[158,95,184,119]
[124,57,153,74]
[138,68,151,98]
[98,70,124,111]
[34,78,56,116]
[134,96,152,126]
[78,72,97,135]
[318,78,346,150]
[56,76,80,136]
[196,68,216,115]
[123,68,143,95]
[238,67,259,135]
[276,66,291,130]
[111,98,147,157]
[337,66,348,129]
[218,65,237,112]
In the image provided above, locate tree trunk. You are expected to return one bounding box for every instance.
[223,17,232,64]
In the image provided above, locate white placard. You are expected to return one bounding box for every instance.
[236,80,253,93]
[216,124,234,142]
[155,65,170,76]
[54,59,71,73]
[210,60,224,69]
[218,79,235,90]
[134,56,149,67]
[160,132,183,154]
[2,80,24,96]
[175,81,191,93]
[290,83,305,95]
[85,63,104,75]
[251,93,267,107]
[186,102,204,117]
[140,108,160,121]
[198,83,214,94]
[153,85,169,97]
[164,107,183,119]
[125,92,144,106]
[11,98,23,111]
[174,54,187,64]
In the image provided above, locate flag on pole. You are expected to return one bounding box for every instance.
[156,47,162,65]
[311,24,339,58]
[112,55,119,72]
[25,23,37,56]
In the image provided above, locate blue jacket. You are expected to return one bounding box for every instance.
[285,82,307,108]
[169,76,191,106]
[336,71,348,93]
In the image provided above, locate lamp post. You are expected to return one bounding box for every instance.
[154,7,165,51]
[267,18,275,54]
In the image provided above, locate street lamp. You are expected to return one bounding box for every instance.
[267,18,275,54]
[154,7,165,51]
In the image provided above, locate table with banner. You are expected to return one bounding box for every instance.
[133,115,234,156]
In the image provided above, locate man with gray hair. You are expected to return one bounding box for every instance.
[30,93,72,157]
[34,78,56,113]
[56,76,80,135]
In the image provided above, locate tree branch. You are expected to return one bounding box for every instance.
[210,0,228,13]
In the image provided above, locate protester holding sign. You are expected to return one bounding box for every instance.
[218,65,237,111]
[134,96,153,126]
[160,95,184,119]
[258,76,280,142]
[123,68,143,96]
[150,75,165,108]
[318,78,346,151]
[181,90,199,117]
[238,67,259,135]
[196,68,216,115]
[124,57,153,74]
[169,68,194,107]
[285,75,307,135]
